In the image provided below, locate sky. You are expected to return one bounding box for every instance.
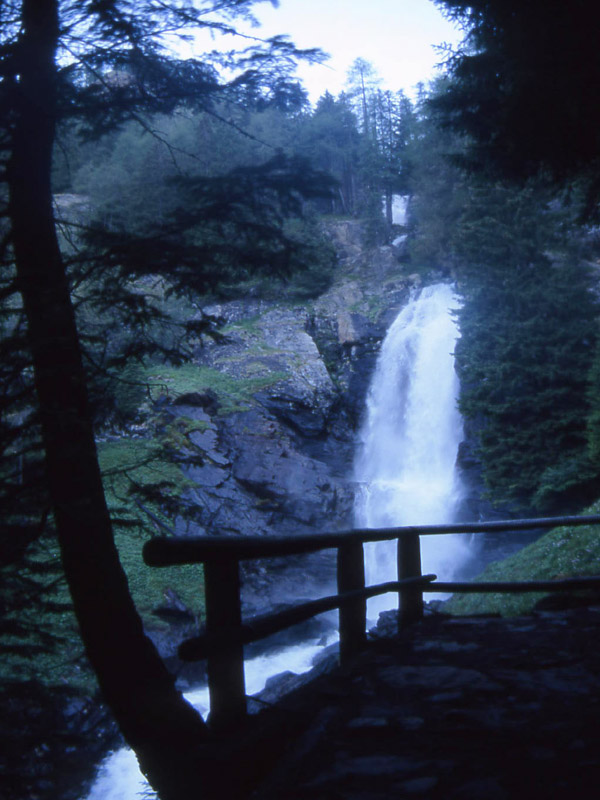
[201,0,464,103]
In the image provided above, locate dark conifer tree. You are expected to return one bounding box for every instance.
[0,1,330,797]
[432,0,600,217]
[453,183,598,511]
[296,91,362,215]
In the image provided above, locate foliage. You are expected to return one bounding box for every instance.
[111,362,151,419]
[0,281,60,686]
[406,79,600,511]
[274,216,337,299]
[0,533,204,692]
[0,2,336,791]
[446,501,600,616]
[66,99,338,299]
[586,335,600,469]
[405,82,469,269]
[72,150,335,301]
[0,534,85,688]
[0,432,205,692]
[295,92,362,216]
[432,1,600,217]
[453,182,600,511]
[281,65,419,237]
[99,440,205,630]
[344,58,382,132]
[338,61,419,240]
[98,439,191,526]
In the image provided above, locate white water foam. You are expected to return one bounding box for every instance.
[83,635,337,800]
[354,283,470,620]
[85,282,469,798]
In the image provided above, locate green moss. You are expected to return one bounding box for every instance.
[220,343,284,360]
[447,501,600,616]
[364,294,385,322]
[221,315,262,335]
[161,416,211,452]
[98,438,205,625]
[0,537,204,692]
[144,363,287,415]
[98,439,190,531]
[114,530,204,625]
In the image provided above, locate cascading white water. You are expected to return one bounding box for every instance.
[84,282,469,799]
[354,283,470,619]
[83,637,336,800]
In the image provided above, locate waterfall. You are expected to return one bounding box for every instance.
[354,283,470,619]
[83,281,469,799]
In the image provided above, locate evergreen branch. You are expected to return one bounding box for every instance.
[134,498,176,537]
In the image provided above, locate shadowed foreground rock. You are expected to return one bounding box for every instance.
[246,604,600,799]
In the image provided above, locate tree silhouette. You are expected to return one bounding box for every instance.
[1,2,326,797]
[433,0,600,216]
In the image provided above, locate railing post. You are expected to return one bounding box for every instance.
[397,533,423,627]
[337,542,367,664]
[203,557,246,730]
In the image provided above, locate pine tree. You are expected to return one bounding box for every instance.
[405,82,468,270]
[296,91,362,214]
[0,2,328,797]
[432,0,600,217]
[454,183,599,511]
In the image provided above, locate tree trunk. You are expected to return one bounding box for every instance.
[7,2,212,797]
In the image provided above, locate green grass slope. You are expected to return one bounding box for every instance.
[446,501,600,616]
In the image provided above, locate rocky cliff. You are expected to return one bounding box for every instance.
[151,221,427,616]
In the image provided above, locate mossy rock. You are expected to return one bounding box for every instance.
[144,364,288,415]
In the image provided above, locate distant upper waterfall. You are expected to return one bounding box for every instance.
[354,283,470,618]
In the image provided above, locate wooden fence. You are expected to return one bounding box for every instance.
[143,514,600,731]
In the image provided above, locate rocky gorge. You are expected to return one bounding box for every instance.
[2,216,439,800]
[147,219,427,620]
[8,214,597,800]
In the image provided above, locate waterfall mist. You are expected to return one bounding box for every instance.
[354,283,471,619]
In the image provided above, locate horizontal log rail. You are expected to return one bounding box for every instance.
[142,514,600,730]
[179,575,437,661]
[143,514,600,565]
[430,576,600,593]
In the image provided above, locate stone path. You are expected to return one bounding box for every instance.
[249,605,600,799]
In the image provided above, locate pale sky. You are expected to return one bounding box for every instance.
[189,0,464,103]
[250,0,463,100]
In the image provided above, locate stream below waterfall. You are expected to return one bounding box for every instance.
[83,282,472,799]
[84,638,337,800]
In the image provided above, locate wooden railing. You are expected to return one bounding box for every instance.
[143,514,600,730]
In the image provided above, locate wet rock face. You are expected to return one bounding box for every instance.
[114,222,444,632]
[171,241,415,531]
[229,411,344,528]
[308,225,419,426]
[157,222,432,614]
[252,309,337,437]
